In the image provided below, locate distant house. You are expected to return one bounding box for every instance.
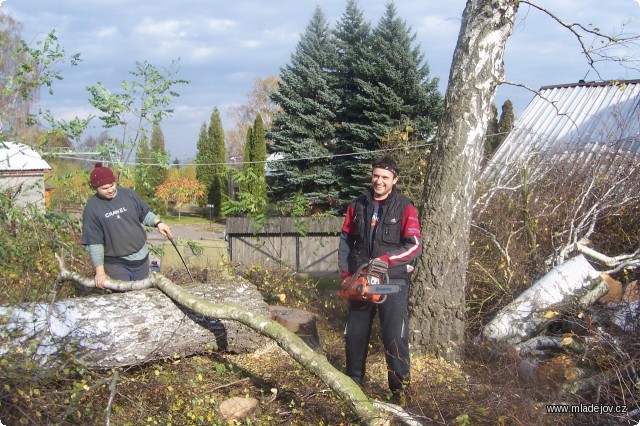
[481,80,640,189]
[0,141,52,211]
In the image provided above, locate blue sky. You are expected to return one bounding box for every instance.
[2,0,640,163]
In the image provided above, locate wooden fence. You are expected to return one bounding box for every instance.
[225,217,343,276]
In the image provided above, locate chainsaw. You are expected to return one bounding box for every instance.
[338,260,400,304]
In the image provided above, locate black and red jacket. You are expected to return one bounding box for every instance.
[338,187,422,280]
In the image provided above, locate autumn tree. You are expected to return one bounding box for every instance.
[409,0,640,362]
[155,176,205,216]
[226,76,279,162]
[0,19,82,144]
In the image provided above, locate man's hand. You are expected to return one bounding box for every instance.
[156,222,174,240]
[368,258,388,276]
[95,266,109,288]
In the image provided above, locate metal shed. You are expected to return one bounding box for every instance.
[0,142,51,211]
[481,80,640,190]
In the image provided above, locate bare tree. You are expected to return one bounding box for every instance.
[409,0,640,361]
[409,0,519,361]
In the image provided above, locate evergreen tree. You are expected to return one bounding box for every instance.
[237,114,267,215]
[148,125,169,189]
[133,125,170,214]
[135,136,153,199]
[485,103,500,157]
[268,6,341,212]
[251,113,267,203]
[208,108,226,216]
[240,126,254,197]
[195,122,214,205]
[497,99,515,147]
[334,1,443,203]
[332,0,376,204]
[195,108,227,215]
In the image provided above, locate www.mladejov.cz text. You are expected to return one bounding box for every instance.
[546,403,627,414]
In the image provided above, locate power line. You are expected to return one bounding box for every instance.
[45,142,433,167]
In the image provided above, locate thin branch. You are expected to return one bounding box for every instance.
[105,369,120,426]
[54,253,153,291]
[521,1,640,74]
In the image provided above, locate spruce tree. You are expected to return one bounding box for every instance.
[334,1,443,204]
[332,0,376,204]
[268,6,341,212]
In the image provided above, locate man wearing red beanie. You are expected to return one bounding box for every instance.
[81,162,174,288]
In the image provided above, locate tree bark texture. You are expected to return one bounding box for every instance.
[409,0,519,361]
[0,278,270,370]
[482,254,606,344]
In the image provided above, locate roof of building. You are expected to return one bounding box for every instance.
[481,80,640,183]
[0,141,51,172]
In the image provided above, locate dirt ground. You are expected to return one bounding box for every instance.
[146,222,226,246]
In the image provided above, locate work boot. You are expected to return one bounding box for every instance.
[390,387,412,407]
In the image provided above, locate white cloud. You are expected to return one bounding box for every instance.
[94,26,118,38]
[239,39,262,49]
[206,18,236,32]
[4,0,640,162]
[134,18,185,38]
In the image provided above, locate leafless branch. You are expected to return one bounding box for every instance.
[521,1,640,73]
[105,369,120,426]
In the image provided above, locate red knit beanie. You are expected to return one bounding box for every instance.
[90,162,116,188]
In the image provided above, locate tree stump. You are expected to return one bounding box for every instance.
[268,306,321,351]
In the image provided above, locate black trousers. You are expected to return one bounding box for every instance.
[344,284,410,392]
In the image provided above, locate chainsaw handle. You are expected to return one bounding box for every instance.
[353,262,389,285]
[354,263,369,276]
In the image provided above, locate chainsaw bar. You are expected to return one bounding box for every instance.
[363,283,401,295]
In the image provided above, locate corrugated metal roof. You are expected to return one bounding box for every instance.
[0,142,51,171]
[481,80,640,184]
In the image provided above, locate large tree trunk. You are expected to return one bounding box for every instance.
[409,0,519,361]
[0,278,270,370]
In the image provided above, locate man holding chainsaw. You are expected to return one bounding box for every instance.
[81,162,174,288]
[338,155,422,405]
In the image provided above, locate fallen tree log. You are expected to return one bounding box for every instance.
[481,254,607,344]
[0,257,415,425]
[52,258,394,425]
[0,274,270,370]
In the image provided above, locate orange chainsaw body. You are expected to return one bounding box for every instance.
[339,270,386,303]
